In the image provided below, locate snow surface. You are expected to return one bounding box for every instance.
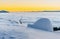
[0,13,28,39]
[27,27,60,39]
[0,12,60,39]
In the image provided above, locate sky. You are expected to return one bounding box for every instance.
[0,0,60,12]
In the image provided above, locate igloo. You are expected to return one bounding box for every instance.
[28,18,53,32]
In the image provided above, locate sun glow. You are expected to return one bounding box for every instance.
[0,0,60,12]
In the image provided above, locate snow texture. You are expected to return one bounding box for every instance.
[0,12,60,39]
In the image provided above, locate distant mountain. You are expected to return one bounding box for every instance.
[42,10,60,12]
[0,10,9,13]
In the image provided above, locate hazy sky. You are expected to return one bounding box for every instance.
[0,0,60,12]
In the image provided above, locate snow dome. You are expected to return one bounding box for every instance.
[28,18,53,32]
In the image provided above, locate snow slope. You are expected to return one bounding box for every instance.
[0,24,28,39]
[27,27,60,39]
[1,12,60,39]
